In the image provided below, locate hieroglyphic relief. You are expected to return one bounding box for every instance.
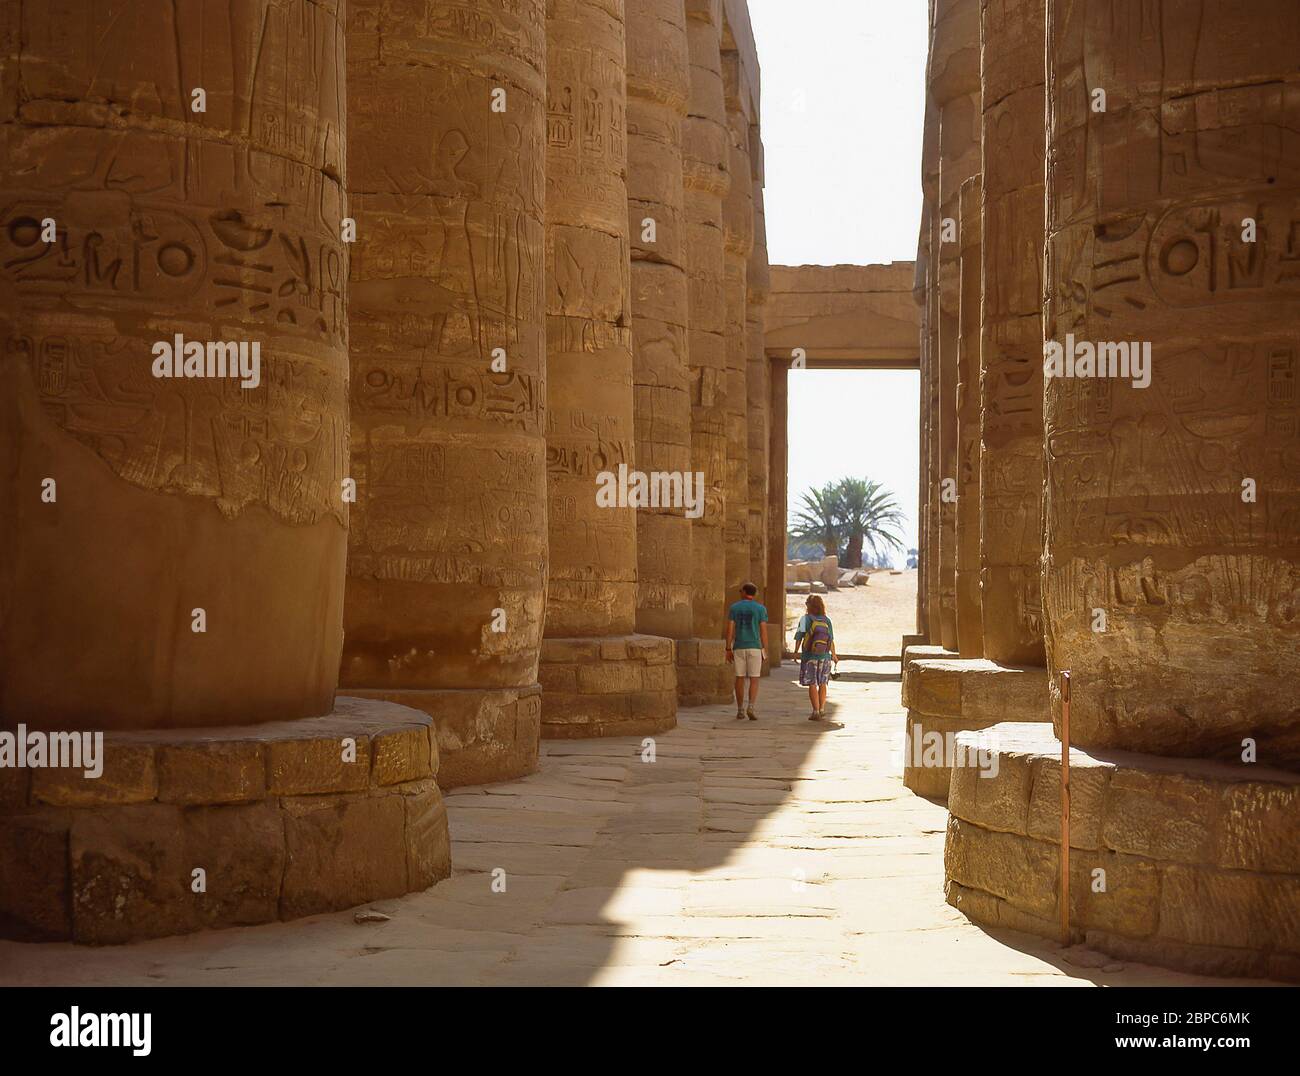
[979,0,1046,665]
[0,1,350,525]
[543,0,640,639]
[0,0,350,729]
[1044,0,1300,760]
[342,0,549,691]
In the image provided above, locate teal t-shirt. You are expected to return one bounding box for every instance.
[728,599,768,650]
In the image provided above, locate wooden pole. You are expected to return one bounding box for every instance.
[1059,669,1071,944]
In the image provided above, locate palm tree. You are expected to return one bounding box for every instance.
[833,477,905,568]
[788,483,841,558]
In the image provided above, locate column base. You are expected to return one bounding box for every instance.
[0,698,450,944]
[674,638,733,706]
[900,655,1048,799]
[344,685,540,789]
[538,634,677,739]
[945,722,1300,983]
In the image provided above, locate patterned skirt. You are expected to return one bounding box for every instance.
[799,656,833,687]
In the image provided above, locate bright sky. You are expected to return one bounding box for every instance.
[750,0,927,563]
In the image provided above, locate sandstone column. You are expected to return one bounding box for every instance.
[955,173,983,657]
[722,52,753,601]
[341,0,548,785]
[979,0,1046,667]
[766,356,789,668]
[0,1,348,728]
[538,0,677,737]
[683,0,731,642]
[0,0,450,943]
[746,172,772,605]
[932,0,980,652]
[627,0,693,643]
[1044,0,1300,763]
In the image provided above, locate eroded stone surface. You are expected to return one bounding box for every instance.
[1042,0,1300,765]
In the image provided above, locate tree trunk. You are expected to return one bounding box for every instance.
[845,533,864,568]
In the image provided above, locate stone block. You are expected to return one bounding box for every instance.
[1218,781,1300,873]
[157,740,265,805]
[31,742,156,807]
[944,816,1057,918]
[1102,770,1218,863]
[576,663,645,696]
[0,765,29,808]
[371,726,434,787]
[400,780,451,891]
[947,732,1035,834]
[1027,755,1109,850]
[281,792,410,919]
[0,812,71,941]
[267,734,371,796]
[540,638,603,664]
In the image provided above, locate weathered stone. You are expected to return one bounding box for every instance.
[0,812,71,941]
[157,741,265,806]
[281,792,411,920]
[31,743,157,807]
[1043,0,1300,764]
[0,0,349,732]
[266,735,371,797]
[978,0,1046,667]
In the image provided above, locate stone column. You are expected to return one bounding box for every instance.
[955,174,983,657]
[627,0,693,642]
[920,16,943,647]
[979,0,1046,668]
[747,171,772,607]
[0,0,349,731]
[341,0,547,786]
[1044,1,1300,763]
[683,1,731,642]
[0,0,449,943]
[933,0,980,652]
[766,357,790,668]
[538,0,677,737]
[722,52,753,601]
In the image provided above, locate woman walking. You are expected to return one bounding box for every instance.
[794,595,838,720]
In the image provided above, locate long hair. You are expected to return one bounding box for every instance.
[806,595,826,616]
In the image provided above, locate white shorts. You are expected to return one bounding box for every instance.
[733,648,763,677]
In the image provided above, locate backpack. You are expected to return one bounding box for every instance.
[803,615,832,657]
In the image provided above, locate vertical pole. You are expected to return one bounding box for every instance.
[1060,669,1071,944]
[765,355,789,669]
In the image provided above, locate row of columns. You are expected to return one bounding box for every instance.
[2,0,771,756]
[915,0,1300,764]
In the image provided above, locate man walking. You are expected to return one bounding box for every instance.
[725,582,768,721]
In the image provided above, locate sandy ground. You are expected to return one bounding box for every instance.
[781,568,917,656]
[0,657,1274,987]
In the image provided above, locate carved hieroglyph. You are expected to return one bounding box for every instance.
[979,0,1046,667]
[0,0,348,729]
[722,54,753,597]
[628,0,694,641]
[1044,0,1300,764]
[342,0,548,693]
[544,0,638,638]
[956,173,983,658]
[683,4,731,637]
[932,0,980,652]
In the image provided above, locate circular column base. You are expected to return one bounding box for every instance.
[0,698,450,944]
[945,722,1300,983]
[343,684,540,788]
[674,637,734,706]
[538,634,677,738]
[901,655,1048,799]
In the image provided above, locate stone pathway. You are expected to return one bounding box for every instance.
[0,662,1271,986]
